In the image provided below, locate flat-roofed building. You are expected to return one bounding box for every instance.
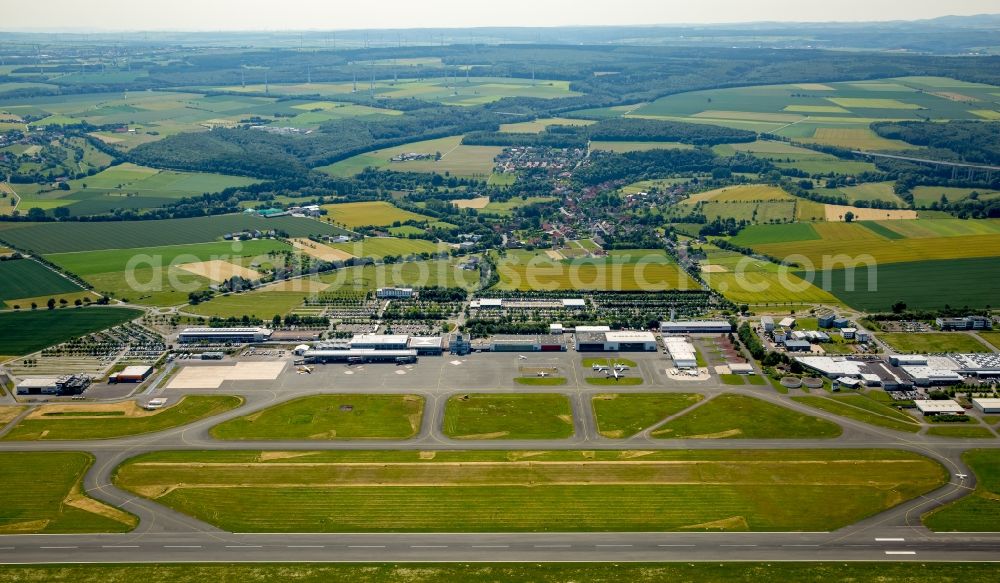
[304,349,417,364]
[913,399,965,416]
[110,365,153,383]
[664,336,697,368]
[178,327,272,344]
[784,340,812,352]
[972,398,1000,414]
[376,287,414,299]
[577,330,657,352]
[761,316,775,332]
[901,366,964,387]
[407,336,444,356]
[350,334,410,351]
[779,317,796,329]
[490,334,564,352]
[890,355,928,367]
[660,320,733,334]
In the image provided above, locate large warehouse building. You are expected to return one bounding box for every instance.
[491,335,566,352]
[660,320,732,334]
[575,330,657,352]
[664,336,697,369]
[350,334,410,351]
[178,327,272,344]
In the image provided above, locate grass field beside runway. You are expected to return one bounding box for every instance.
[2,396,243,441]
[651,394,842,439]
[0,307,142,357]
[0,452,136,533]
[113,449,947,533]
[792,395,922,433]
[924,449,1000,531]
[210,395,424,440]
[9,562,1000,582]
[592,393,703,438]
[442,393,574,439]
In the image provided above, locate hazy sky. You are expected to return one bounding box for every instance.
[5,0,998,31]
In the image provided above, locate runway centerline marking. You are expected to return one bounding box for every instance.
[534,544,571,548]
[349,545,386,549]
[410,545,448,548]
[658,544,695,547]
[101,545,139,549]
[287,545,324,548]
[596,544,632,547]
[226,545,263,549]
[885,550,917,555]
[40,546,77,549]
[164,545,202,549]
[471,545,509,548]
[875,538,905,542]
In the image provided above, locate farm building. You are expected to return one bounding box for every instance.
[664,336,697,369]
[901,366,964,387]
[660,320,732,334]
[351,334,410,351]
[491,335,565,352]
[407,336,444,356]
[576,330,657,352]
[109,365,153,383]
[761,316,775,332]
[178,327,272,344]
[913,399,965,416]
[972,398,1000,414]
[376,287,415,299]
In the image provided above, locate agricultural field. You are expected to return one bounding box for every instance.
[14,163,260,217]
[0,258,84,304]
[713,140,876,175]
[330,237,445,259]
[499,117,595,133]
[113,448,946,533]
[185,291,309,319]
[912,186,1000,207]
[320,201,434,228]
[684,185,795,204]
[698,244,841,306]
[592,393,703,438]
[792,395,922,434]
[651,394,842,439]
[0,214,342,254]
[210,395,424,440]
[209,77,581,106]
[319,258,480,291]
[47,239,292,306]
[615,77,998,149]
[496,249,697,292]
[0,307,142,357]
[732,220,1000,269]
[879,333,992,354]
[477,195,557,216]
[590,141,694,153]
[817,182,905,206]
[924,449,1000,531]
[318,135,503,178]
[2,396,243,441]
[0,452,136,533]
[822,257,1000,311]
[442,394,574,439]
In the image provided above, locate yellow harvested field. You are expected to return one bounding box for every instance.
[499,118,595,133]
[290,238,357,262]
[794,83,835,91]
[803,128,916,151]
[453,196,491,209]
[693,110,803,123]
[755,234,1000,268]
[783,105,851,114]
[177,260,260,283]
[700,264,728,273]
[826,98,922,110]
[321,201,432,228]
[931,92,979,103]
[545,250,566,260]
[795,200,827,222]
[167,362,287,390]
[823,204,917,222]
[0,406,25,426]
[970,110,1000,120]
[685,185,793,204]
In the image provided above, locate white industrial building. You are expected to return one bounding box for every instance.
[660,320,732,334]
[664,336,697,369]
[778,317,796,329]
[178,327,272,343]
[729,363,755,375]
[890,355,928,366]
[576,330,657,352]
[900,366,964,387]
[407,336,444,356]
[761,316,774,332]
[972,398,1000,414]
[491,335,565,352]
[913,399,965,416]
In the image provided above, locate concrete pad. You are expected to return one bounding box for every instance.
[168,361,286,389]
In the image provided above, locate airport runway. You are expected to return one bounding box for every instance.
[0,352,998,564]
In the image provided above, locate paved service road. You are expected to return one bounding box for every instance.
[0,352,998,565]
